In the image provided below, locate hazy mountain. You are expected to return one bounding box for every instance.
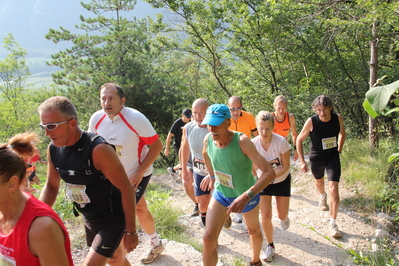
[0,0,159,57]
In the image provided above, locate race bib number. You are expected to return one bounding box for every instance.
[193,157,207,172]
[115,145,126,158]
[322,137,337,150]
[66,183,91,204]
[215,170,234,189]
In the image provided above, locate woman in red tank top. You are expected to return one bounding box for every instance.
[0,132,73,266]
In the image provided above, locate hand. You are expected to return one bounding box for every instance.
[200,175,214,191]
[164,148,169,156]
[128,172,143,190]
[227,193,249,213]
[124,233,139,253]
[300,162,309,173]
[181,168,190,182]
[293,150,298,161]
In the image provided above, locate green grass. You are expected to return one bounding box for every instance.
[340,137,399,215]
[144,181,202,251]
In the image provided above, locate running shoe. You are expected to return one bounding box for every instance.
[280,217,290,230]
[319,192,329,211]
[262,245,275,262]
[190,204,199,217]
[249,260,262,266]
[223,215,232,229]
[233,213,243,223]
[141,242,165,264]
[331,223,342,238]
[167,167,175,177]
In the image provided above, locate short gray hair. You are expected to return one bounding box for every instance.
[38,96,78,121]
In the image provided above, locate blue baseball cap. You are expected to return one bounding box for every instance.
[202,104,231,126]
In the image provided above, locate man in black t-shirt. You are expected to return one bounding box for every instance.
[297,95,346,238]
[164,108,192,174]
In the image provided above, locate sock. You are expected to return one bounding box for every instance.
[269,242,275,248]
[330,218,336,225]
[148,231,161,246]
[201,212,207,226]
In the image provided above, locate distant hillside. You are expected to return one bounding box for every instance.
[0,0,159,58]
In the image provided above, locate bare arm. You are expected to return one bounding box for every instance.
[180,127,191,182]
[200,133,215,191]
[129,137,162,188]
[93,143,138,252]
[29,216,71,266]
[273,149,290,179]
[164,132,174,156]
[337,114,346,153]
[39,146,61,207]
[296,118,312,173]
[289,112,299,160]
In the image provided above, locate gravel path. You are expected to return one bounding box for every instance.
[71,163,377,265]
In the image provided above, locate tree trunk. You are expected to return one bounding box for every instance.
[369,22,378,148]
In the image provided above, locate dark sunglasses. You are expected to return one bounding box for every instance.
[39,119,73,131]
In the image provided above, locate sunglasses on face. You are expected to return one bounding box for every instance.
[39,119,73,131]
[229,107,242,111]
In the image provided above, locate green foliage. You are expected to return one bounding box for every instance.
[145,183,191,242]
[363,79,399,119]
[341,138,399,215]
[45,0,189,136]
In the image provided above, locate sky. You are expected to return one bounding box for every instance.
[0,0,161,57]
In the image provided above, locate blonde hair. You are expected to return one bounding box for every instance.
[273,95,287,107]
[256,111,274,127]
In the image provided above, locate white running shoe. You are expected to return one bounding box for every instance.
[262,245,276,262]
[280,217,290,230]
[232,213,243,223]
[141,242,165,264]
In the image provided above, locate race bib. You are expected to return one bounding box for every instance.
[0,255,15,266]
[0,245,16,266]
[66,183,91,204]
[193,157,207,172]
[322,137,337,150]
[215,170,234,189]
[115,145,126,158]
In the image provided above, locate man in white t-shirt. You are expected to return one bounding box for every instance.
[89,83,163,264]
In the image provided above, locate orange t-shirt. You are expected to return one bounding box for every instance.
[273,112,291,138]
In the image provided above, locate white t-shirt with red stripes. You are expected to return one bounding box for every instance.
[88,106,159,177]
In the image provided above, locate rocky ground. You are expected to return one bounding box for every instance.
[70,161,398,266]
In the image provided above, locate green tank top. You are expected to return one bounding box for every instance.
[207,132,255,198]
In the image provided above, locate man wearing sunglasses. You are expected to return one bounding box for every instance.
[38,96,138,266]
[227,96,258,224]
[89,83,164,264]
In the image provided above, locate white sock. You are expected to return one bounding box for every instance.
[148,231,161,246]
[330,218,336,225]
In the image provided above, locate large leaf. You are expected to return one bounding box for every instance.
[364,80,399,117]
[362,99,379,119]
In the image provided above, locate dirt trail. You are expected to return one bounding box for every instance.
[72,164,377,266]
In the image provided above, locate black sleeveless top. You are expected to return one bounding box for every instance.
[50,132,123,220]
[309,113,340,161]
